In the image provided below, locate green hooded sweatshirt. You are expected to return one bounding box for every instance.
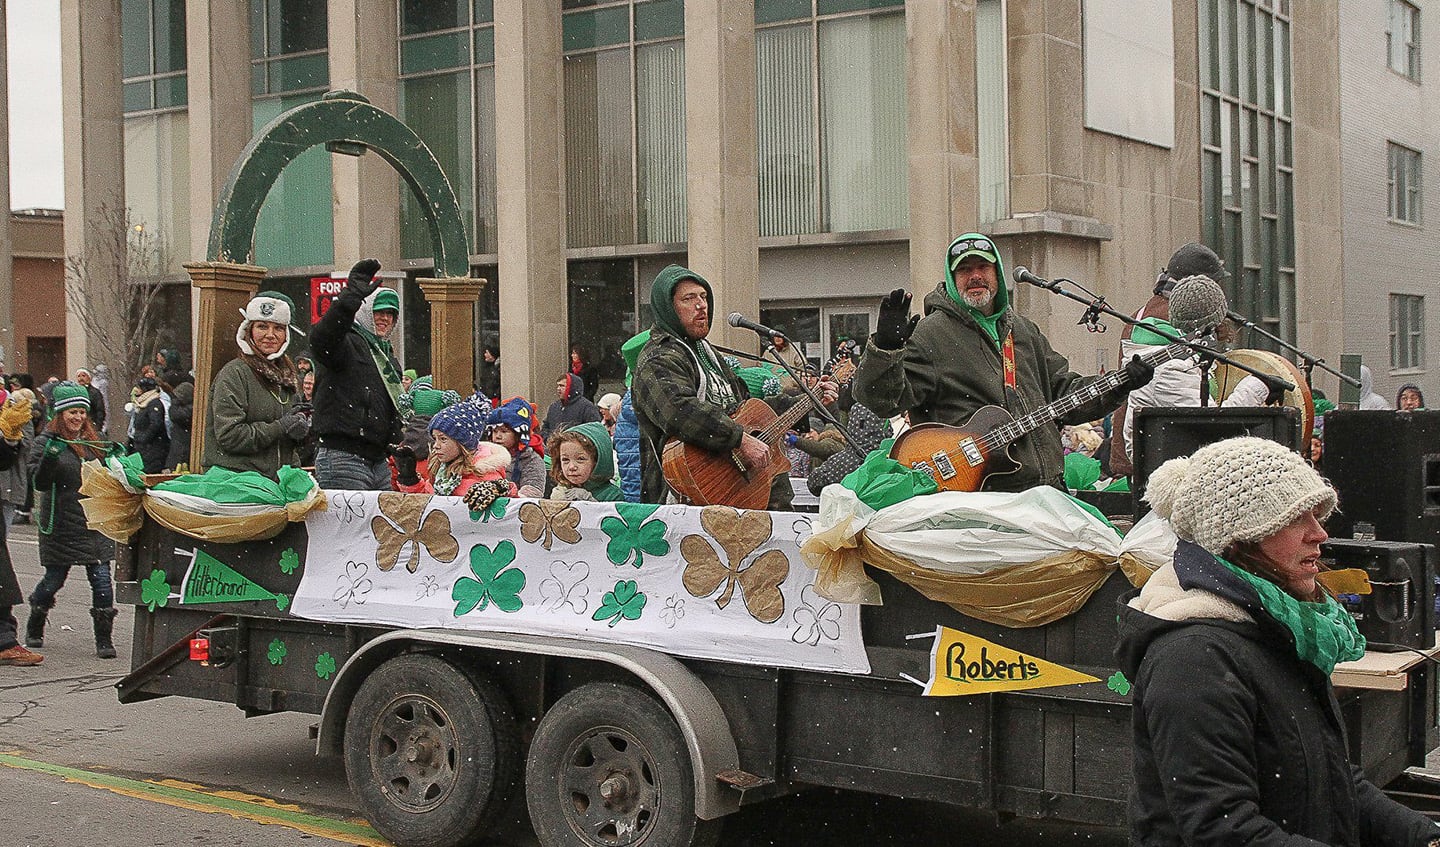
[942,232,1010,346]
[562,421,623,501]
[646,264,738,410]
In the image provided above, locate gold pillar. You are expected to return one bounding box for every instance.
[417,277,486,395]
[185,261,265,471]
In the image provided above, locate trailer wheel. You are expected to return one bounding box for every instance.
[344,654,519,847]
[525,682,720,847]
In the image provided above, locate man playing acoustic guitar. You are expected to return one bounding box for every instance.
[852,232,1153,493]
[632,265,837,507]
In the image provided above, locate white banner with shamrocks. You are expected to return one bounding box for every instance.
[291,493,870,674]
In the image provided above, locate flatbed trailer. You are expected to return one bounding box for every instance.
[112,496,1439,847]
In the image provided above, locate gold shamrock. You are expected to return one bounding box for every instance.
[680,507,790,624]
[519,500,582,550]
[372,493,460,573]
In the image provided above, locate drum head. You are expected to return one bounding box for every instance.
[1213,348,1314,448]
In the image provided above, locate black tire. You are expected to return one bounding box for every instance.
[525,682,721,847]
[344,654,520,847]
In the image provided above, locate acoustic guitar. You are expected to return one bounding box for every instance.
[662,394,818,510]
[889,342,1192,492]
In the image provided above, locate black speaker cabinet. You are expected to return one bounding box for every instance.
[1322,539,1435,651]
[1131,407,1302,517]
[1324,410,1440,550]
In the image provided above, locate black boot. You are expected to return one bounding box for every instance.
[90,607,117,659]
[24,605,48,648]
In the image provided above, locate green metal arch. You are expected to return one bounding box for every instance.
[207,90,470,279]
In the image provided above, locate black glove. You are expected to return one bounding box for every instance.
[1262,375,1287,406]
[1123,354,1155,390]
[279,412,311,441]
[345,258,383,298]
[875,288,919,350]
[393,445,419,486]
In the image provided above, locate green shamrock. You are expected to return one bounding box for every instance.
[275,594,291,612]
[600,504,670,568]
[452,540,526,615]
[593,579,647,628]
[1106,671,1131,696]
[315,652,337,680]
[140,569,171,612]
[469,497,509,523]
[267,638,287,666]
[278,548,300,575]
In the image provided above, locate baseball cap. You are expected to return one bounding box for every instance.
[948,236,999,271]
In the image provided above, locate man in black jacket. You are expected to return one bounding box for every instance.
[0,397,39,664]
[311,258,403,490]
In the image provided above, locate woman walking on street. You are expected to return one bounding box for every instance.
[25,382,120,659]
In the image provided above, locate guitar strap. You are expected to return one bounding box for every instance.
[1001,331,1018,389]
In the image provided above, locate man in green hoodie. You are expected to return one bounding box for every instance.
[631,265,836,506]
[852,232,1152,493]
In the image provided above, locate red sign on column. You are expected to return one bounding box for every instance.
[311,276,345,324]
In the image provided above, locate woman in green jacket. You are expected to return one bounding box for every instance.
[202,291,310,478]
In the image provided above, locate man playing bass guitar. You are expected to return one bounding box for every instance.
[632,264,838,508]
[852,232,1154,494]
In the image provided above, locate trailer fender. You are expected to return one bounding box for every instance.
[317,628,743,819]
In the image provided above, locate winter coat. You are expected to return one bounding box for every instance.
[30,433,113,566]
[542,373,602,440]
[507,448,546,496]
[310,285,403,462]
[165,381,194,471]
[615,389,642,503]
[397,441,515,499]
[571,360,601,403]
[0,438,22,605]
[807,403,891,496]
[0,416,32,507]
[1359,365,1392,410]
[130,391,170,474]
[1116,540,1439,846]
[85,385,107,430]
[202,357,302,478]
[549,421,624,502]
[852,250,1125,493]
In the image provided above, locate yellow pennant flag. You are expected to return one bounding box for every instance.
[921,625,1099,696]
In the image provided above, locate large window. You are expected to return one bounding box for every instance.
[397,0,496,258]
[1388,141,1422,225]
[1391,293,1425,371]
[1199,0,1295,348]
[122,0,186,114]
[562,0,688,249]
[250,0,328,97]
[755,2,908,237]
[1388,0,1421,81]
[976,0,1009,223]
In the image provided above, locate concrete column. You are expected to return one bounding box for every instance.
[684,0,759,352]
[0,8,13,371]
[60,0,126,376]
[330,0,401,267]
[185,261,265,470]
[187,0,252,262]
[905,0,979,294]
[494,1,566,403]
[417,278,486,394]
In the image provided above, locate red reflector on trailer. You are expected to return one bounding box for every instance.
[189,636,210,662]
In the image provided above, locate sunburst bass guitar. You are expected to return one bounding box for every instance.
[889,342,1191,492]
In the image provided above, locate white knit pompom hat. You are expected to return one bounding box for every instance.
[1144,436,1336,554]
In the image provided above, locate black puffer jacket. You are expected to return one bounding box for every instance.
[30,434,113,567]
[1116,540,1439,846]
[310,286,402,462]
[131,394,170,474]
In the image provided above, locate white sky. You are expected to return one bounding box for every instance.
[7,2,63,211]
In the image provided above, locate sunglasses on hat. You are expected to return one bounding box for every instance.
[948,237,997,269]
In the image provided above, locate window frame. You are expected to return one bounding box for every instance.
[1388,140,1423,226]
[121,0,188,116]
[250,0,330,99]
[1387,0,1422,82]
[1390,292,1426,372]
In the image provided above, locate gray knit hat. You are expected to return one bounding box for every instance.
[1144,436,1335,554]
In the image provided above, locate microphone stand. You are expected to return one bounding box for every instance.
[1226,309,1361,390]
[753,338,866,461]
[1018,274,1296,392]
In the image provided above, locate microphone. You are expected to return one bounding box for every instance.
[1168,275,1228,337]
[1011,266,1053,288]
[727,312,786,340]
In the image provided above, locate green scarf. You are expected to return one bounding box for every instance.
[353,325,404,411]
[1219,558,1366,675]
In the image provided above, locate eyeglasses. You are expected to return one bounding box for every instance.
[949,237,995,257]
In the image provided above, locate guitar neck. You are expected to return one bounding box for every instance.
[759,396,818,447]
[991,342,1191,448]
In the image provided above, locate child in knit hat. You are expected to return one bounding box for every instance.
[546,422,622,502]
[488,398,546,497]
[397,398,515,500]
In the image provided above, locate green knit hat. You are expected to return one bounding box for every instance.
[621,330,651,387]
[51,380,90,414]
[403,368,418,381]
[406,386,459,418]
